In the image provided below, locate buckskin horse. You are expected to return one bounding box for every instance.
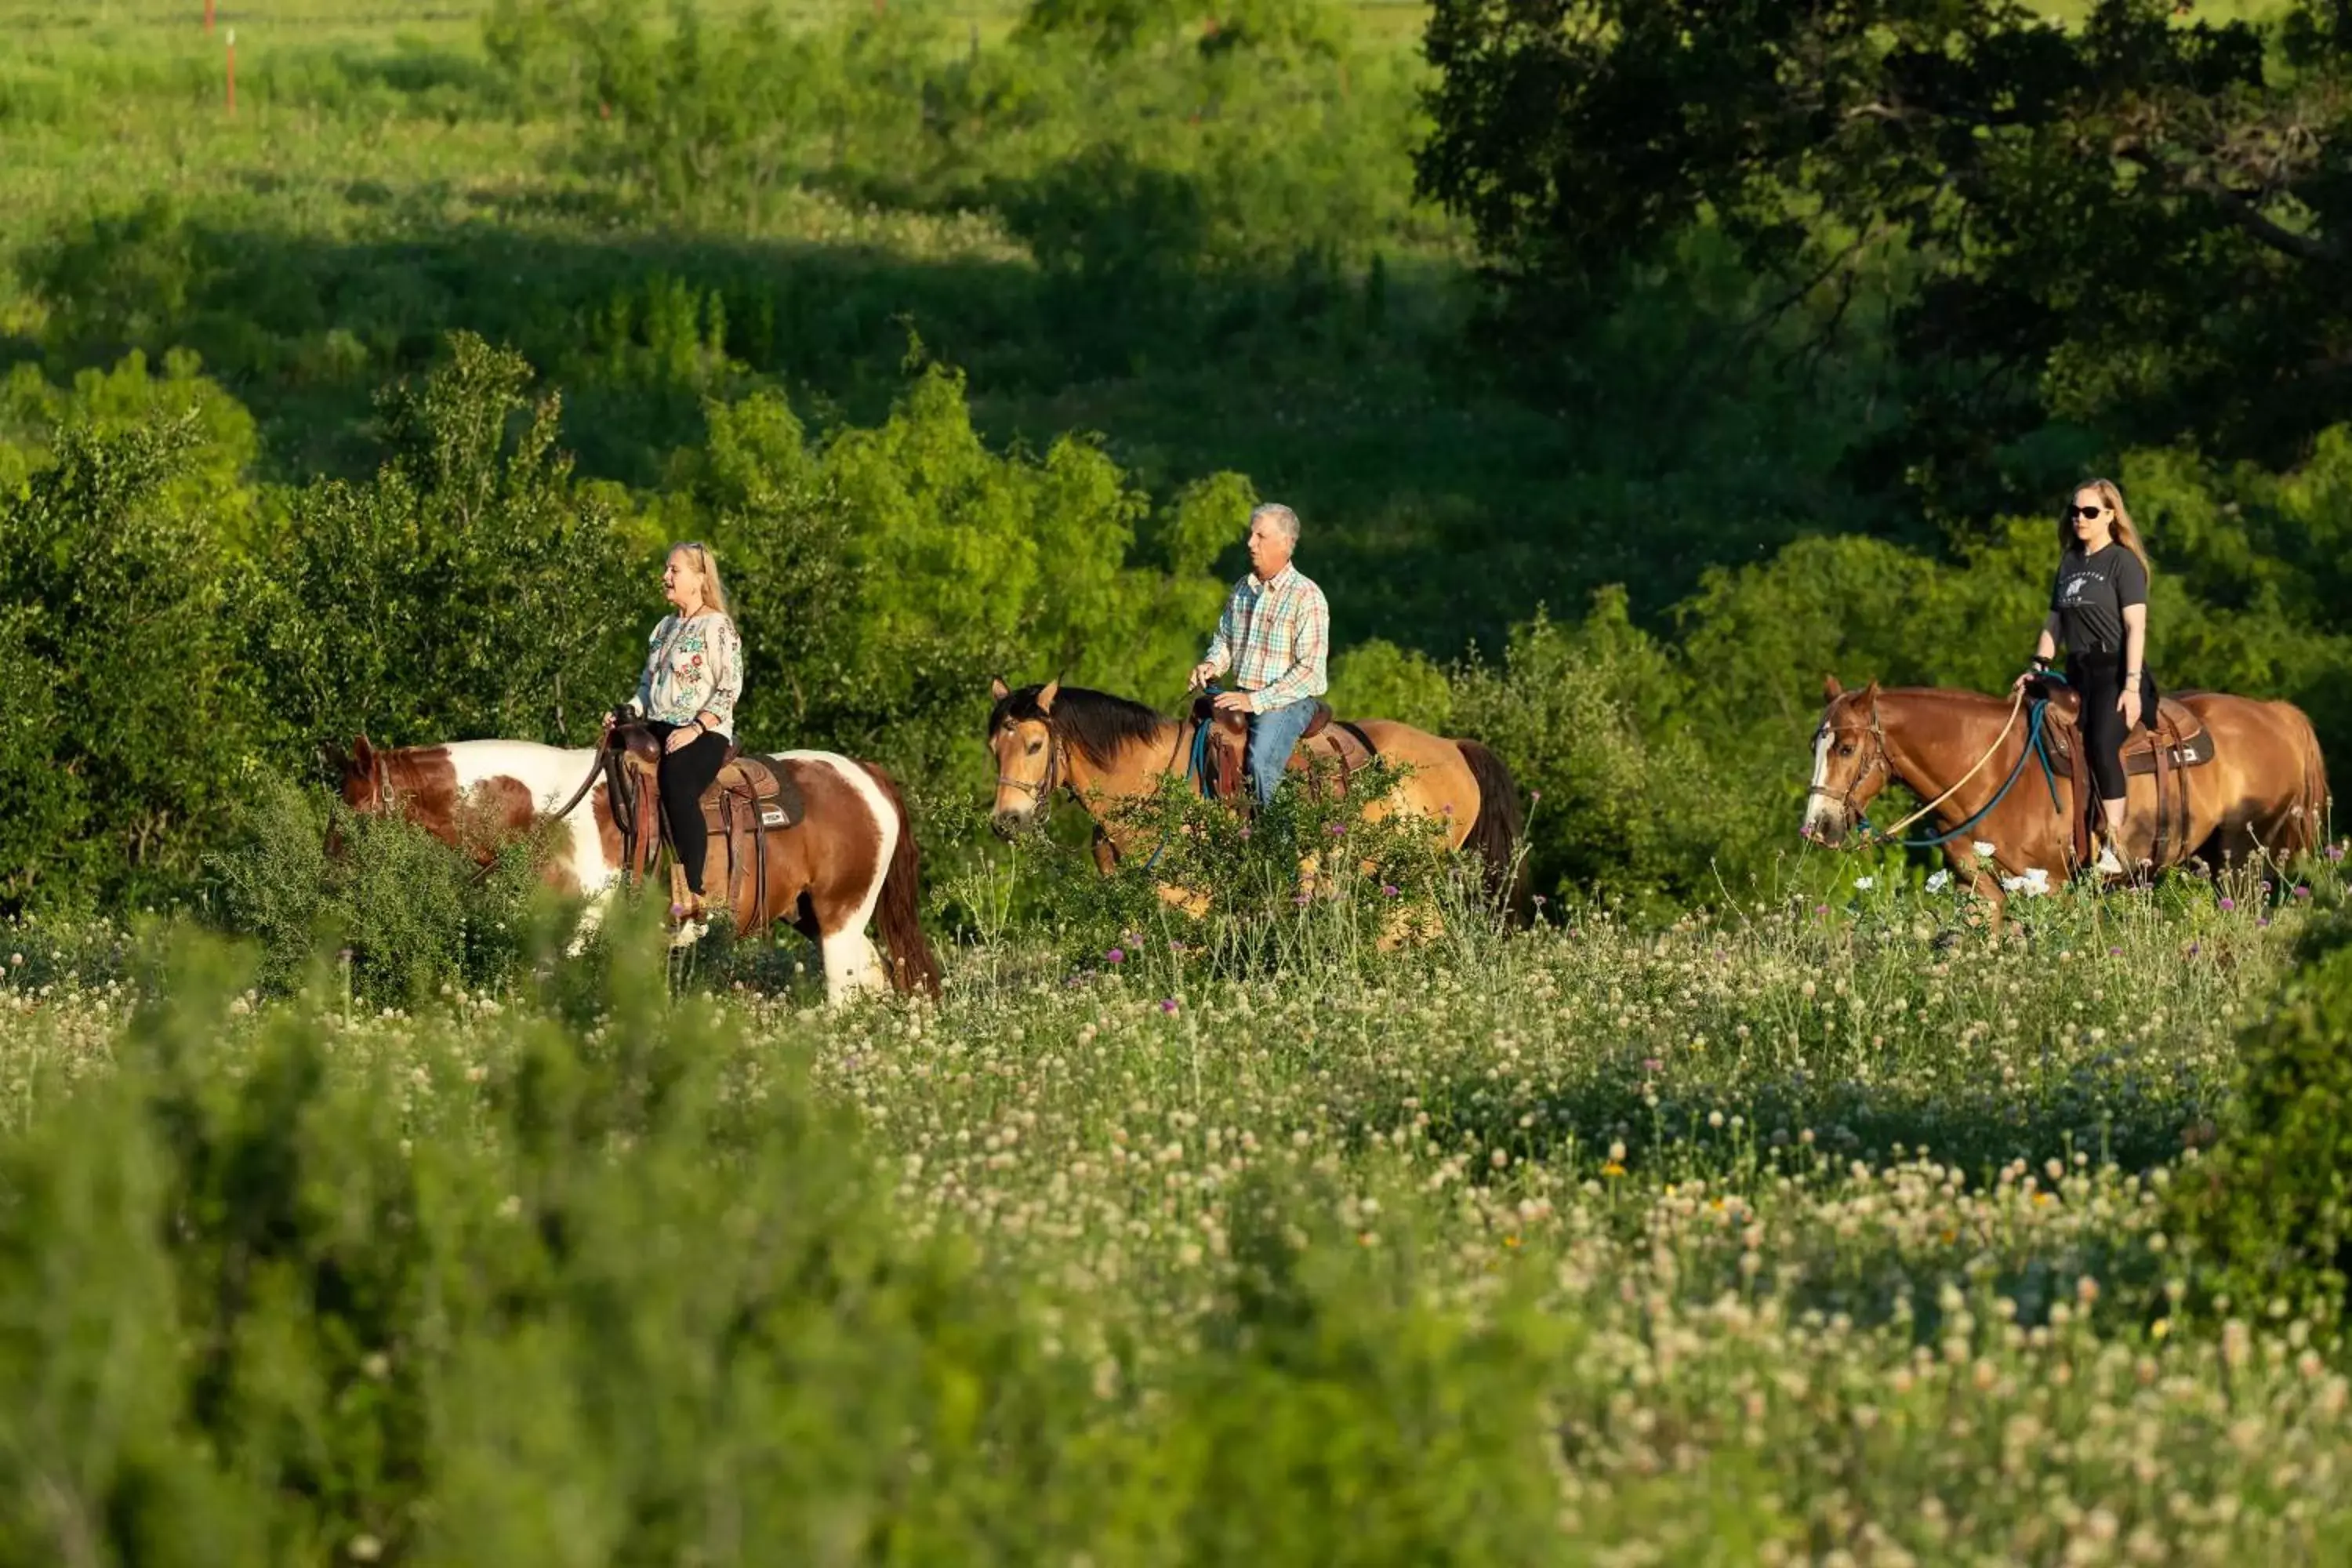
[983,677,1526,916]
[1798,676,2330,918]
[329,731,940,1004]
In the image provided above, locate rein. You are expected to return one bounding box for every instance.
[1821,684,2067,852]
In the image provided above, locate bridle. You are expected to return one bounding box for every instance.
[1806,699,1890,831]
[995,719,1063,824]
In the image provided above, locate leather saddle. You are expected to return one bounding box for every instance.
[608,722,805,923]
[1186,695,1377,804]
[2030,681,2214,873]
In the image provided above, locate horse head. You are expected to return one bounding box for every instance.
[1800,675,1890,848]
[985,675,1062,838]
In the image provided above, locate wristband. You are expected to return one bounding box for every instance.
[2028,654,2051,673]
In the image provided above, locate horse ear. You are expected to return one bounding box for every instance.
[1822,673,1843,699]
[990,676,1011,701]
[1036,678,1059,715]
[1861,679,1881,701]
[351,734,375,768]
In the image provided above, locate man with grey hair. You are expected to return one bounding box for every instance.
[1187,501,1331,809]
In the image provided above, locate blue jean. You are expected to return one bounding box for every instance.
[1244,696,1319,809]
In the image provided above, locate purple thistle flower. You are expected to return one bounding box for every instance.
[2219,897,2236,912]
[2327,843,2344,863]
[1160,999,1178,1014]
[1381,884,1401,898]
[2294,885,2312,899]
[1106,947,1125,965]
[1642,1057,1662,1073]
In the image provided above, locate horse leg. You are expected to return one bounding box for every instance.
[815,918,890,1006]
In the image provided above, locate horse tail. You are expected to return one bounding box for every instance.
[2294,704,2332,858]
[1456,739,1527,920]
[857,760,942,999]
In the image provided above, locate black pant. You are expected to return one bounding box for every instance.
[2067,656,2156,804]
[648,723,730,895]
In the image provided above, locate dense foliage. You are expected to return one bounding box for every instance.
[1418,0,2352,513]
[3,868,2350,1562]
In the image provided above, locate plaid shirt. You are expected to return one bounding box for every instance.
[1203,564,1329,713]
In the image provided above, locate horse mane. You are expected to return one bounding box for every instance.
[989,684,1171,770]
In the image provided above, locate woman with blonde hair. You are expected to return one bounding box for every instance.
[606,541,745,922]
[2011,477,2158,877]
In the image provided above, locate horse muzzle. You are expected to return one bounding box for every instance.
[991,806,1038,840]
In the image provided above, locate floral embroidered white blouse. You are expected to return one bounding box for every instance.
[626,611,744,741]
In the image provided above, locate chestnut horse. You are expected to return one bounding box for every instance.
[1798,677,2330,918]
[982,677,1525,913]
[329,733,940,1004]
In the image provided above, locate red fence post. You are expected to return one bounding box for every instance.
[205,0,214,31]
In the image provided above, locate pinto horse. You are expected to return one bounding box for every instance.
[982,677,1526,913]
[1798,677,2330,918]
[330,733,940,1004]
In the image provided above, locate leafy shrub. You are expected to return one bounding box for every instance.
[2169,901,2352,1327]
[985,760,1507,989]
[243,332,644,763]
[0,920,1588,1563]
[0,412,252,911]
[205,773,569,1009]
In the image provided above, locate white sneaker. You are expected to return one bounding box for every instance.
[2093,843,2125,877]
[669,918,706,949]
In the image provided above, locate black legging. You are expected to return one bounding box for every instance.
[649,722,731,895]
[2067,656,2156,804]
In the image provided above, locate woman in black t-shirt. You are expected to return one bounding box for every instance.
[2009,477,2157,877]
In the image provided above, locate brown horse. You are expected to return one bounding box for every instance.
[1798,677,2331,916]
[331,732,940,1004]
[983,678,1525,913]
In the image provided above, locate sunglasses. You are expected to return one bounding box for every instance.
[2069,504,2106,520]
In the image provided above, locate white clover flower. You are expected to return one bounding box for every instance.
[1853,876,1875,890]
[1925,869,1952,893]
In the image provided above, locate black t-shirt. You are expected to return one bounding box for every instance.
[2049,543,2147,659]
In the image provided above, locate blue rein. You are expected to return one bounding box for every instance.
[1858,684,2067,851]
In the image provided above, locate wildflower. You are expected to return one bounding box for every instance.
[1106,947,1125,965]
[1642,1057,1662,1073]
[2328,843,2344,863]
[1159,999,1178,1015]
[1925,870,1951,892]
[2294,885,2312,899]
[1853,875,1875,891]
[2220,897,2236,911]
[1972,840,1997,858]
[1326,821,1345,837]
[1381,884,1400,898]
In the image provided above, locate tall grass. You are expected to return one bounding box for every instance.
[2,854,2349,1560]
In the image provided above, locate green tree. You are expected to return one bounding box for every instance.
[246,332,644,758]
[0,415,249,908]
[1417,0,2352,510]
